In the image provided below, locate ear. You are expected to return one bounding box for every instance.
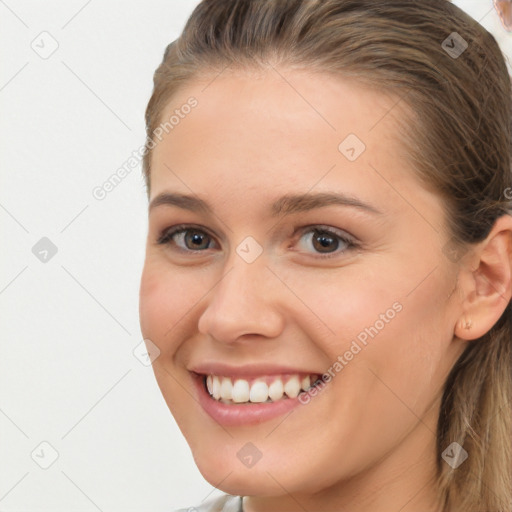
[454,213,512,341]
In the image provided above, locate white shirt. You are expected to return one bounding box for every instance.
[175,494,243,512]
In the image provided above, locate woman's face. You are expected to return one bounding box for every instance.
[139,69,467,509]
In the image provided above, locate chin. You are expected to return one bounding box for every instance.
[200,466,285,497]
[194,447,324,498]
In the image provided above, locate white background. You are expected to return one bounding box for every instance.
[1,1,510,511]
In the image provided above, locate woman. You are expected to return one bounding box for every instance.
[138,1,512,511]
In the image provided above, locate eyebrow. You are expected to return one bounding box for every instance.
[148,191,383,216]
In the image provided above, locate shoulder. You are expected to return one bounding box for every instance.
[174,494,243,512]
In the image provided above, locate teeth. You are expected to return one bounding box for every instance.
[220,377,233,400]
[212,376,221,400]
[232,379,250,403]
[205,373,319,404]
[268,379,284,401]
[283,375,301,398]
[249,381,269,403]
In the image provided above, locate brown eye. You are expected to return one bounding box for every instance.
[157,223,358,260]
[311,229,340,253]
[157,225,216,252]
[182,229,211,250]
[296,226,357,259]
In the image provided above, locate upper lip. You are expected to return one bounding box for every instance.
[189,362,321,378]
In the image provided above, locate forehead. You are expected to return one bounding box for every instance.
[154,68,403,153]
[148,68,429,218]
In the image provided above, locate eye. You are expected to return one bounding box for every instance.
[156,223,359,260]
[156,224,216,253]
[294,225,358,259]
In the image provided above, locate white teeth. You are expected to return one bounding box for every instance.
[212,376,221,400]
[249,381,269,403]
[283,375,301,398]
[232,379,250,403]
[205,373,319,404]
[268,379,284,401]
[220,377,233,400]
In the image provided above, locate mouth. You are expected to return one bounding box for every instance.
[189,365,327,426]
[199,372,323,404]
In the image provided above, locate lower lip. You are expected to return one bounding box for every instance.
[192,374,317,427]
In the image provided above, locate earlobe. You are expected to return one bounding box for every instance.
[454,313,476,341]
[454,214,512,341]
[462,316,472,330]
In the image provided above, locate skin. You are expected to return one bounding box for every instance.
[138,67,512,512]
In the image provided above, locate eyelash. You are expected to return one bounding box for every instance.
[156,223,359,260]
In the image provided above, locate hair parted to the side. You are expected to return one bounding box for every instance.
[142,1,512,510]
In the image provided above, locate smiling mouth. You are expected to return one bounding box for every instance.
[202,373,322,404]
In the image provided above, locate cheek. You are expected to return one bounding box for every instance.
[139,257,197,351]
[351,274,453,413]
[300,262,449,393]
[288,266,403,356]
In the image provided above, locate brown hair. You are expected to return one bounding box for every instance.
[142,1,512,510]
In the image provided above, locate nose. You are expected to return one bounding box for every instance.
[197,253,285,344]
